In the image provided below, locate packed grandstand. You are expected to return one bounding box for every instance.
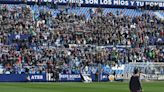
[0,0,163,82]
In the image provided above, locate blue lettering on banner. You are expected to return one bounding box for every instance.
[0,74,27,82]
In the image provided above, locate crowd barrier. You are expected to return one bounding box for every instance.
[0,73,122,82]
[0,74,46,82]
[2,73,163,82]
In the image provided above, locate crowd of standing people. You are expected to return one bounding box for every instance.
[0,4,163,74]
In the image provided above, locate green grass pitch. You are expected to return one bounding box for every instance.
[0,81,164,92]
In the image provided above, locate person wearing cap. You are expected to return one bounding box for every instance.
[129,69,142,92]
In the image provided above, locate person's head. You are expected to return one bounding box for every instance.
[134,68,139,74]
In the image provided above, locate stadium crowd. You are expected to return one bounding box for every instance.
[0,4,163,74]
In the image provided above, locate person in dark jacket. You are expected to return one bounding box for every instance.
[129,69,142,92]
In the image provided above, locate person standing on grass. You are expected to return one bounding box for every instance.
[129,68,142,92]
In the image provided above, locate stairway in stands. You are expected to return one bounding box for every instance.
[154,11,164,20]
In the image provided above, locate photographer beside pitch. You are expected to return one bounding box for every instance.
[129,69,143,92]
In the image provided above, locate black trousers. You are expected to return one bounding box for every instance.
[131,90,142,92]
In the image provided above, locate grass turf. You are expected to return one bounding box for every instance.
[0,81,164,92]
